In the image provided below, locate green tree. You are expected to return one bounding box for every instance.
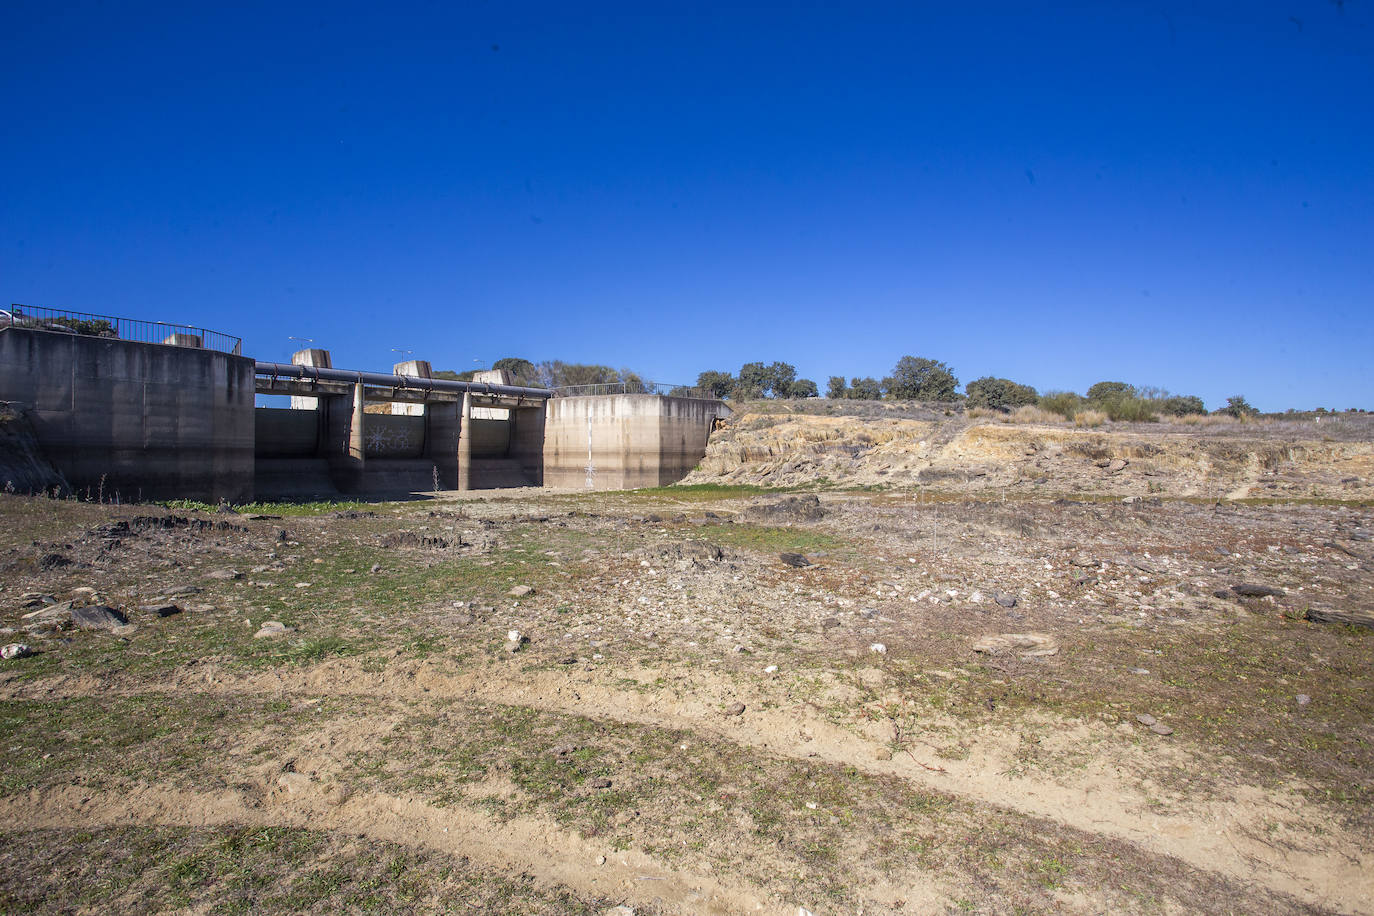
[884,356,959,401]
[965,377,1039,412]
[1159,395,1206,416]
[767,361,797,398]
[826,376,848,399]
[540,361,622,389]
[620,370,647,394]
[695,370,736,399]
[491,357,539,386]
[1086,381,1136,402]
[788,378,819,399]
[848,377,883,400]
[1220,395,1257,418]
[736,362,769,399]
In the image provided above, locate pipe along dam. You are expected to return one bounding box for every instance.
[0,308,730,503]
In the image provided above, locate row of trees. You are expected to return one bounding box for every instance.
[440,355,1254,420]
[698,360,1240,420]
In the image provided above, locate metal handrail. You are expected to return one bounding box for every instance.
[4,304,243,356]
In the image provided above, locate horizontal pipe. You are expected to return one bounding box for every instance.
[254,361,553,400]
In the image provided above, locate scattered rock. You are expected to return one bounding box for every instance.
[140,604,182,618]
[166,585,201,597]
[1107,458,1129,473]
[1069,557,1100,568]
[506,629,526,652]
[71,605,128,631]
[38,552,71,570]
[550,743,580,757]
[508,584,535,598]
[994,592,1018,608]
[253,621,292,639]
[1150,723,1174,736]
[588,777,612,789]
[205,568,241,581]
[820,617,841,630]
[874,748,892,761]
[741,495,824,523]
[1296,694,1311,706]
[723,702,746,717]
[869,643,887,655]
[1135,713,1158,727]
[1232,584,1285,598]
[971,633,1059,658]
[1304,606,1374,629]
[370,563,382,574]
[2,643,33,660]
[779,553,811,568]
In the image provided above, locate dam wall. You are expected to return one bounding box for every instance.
[0,326,254,502]
[0,324,727,500]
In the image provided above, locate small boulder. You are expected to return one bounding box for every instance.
[780,553,811,568]
[994,593,1018,609]
[723,702,746,717]
[971,633,1059,658]
[1135,713,1158,727]
[508,584,535,598]
[253,621,291,639]
[205,569,241,581]
[2,644,33,660]
[71,605,128,631]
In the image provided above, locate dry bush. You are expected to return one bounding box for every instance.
[1074,409,1107,428]
[967,406,996,419]
[1007,405,1062,424]
[1167,413,1233,427]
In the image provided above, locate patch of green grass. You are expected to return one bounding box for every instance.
[692,522,847,555]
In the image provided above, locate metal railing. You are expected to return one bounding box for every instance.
[550,381,714,398]
[3,304,242,356]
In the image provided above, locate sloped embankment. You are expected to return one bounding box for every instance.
[683,407,1374,500]
[0,402,69,496]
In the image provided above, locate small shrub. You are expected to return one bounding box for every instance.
[1074,409,1107,428]
[1099,395,1158,422]
[967,406,996,419]
[1039,391,1084,419]
[1008,405,1062,424]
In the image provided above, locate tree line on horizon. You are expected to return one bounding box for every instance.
[437,354,1362,420]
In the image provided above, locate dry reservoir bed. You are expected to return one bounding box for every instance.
[0,484,1370,914]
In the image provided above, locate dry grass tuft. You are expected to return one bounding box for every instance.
[1007,405,1063,425]
[1073,409,1107,428]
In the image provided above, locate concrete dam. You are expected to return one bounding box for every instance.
[0,308,730,502]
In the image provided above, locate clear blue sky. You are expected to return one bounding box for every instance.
[3,1,1371,411]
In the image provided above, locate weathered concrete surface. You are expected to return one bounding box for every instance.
[288,348,332,410]
[543,395,730,489]
[390,360,432,416]
[0,327,253,501]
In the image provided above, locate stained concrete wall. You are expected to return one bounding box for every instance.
[543,395,729,489]
[0,327,254,502]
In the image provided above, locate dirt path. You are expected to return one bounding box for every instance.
[0,784,798,915]
[10,657,1369,913]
